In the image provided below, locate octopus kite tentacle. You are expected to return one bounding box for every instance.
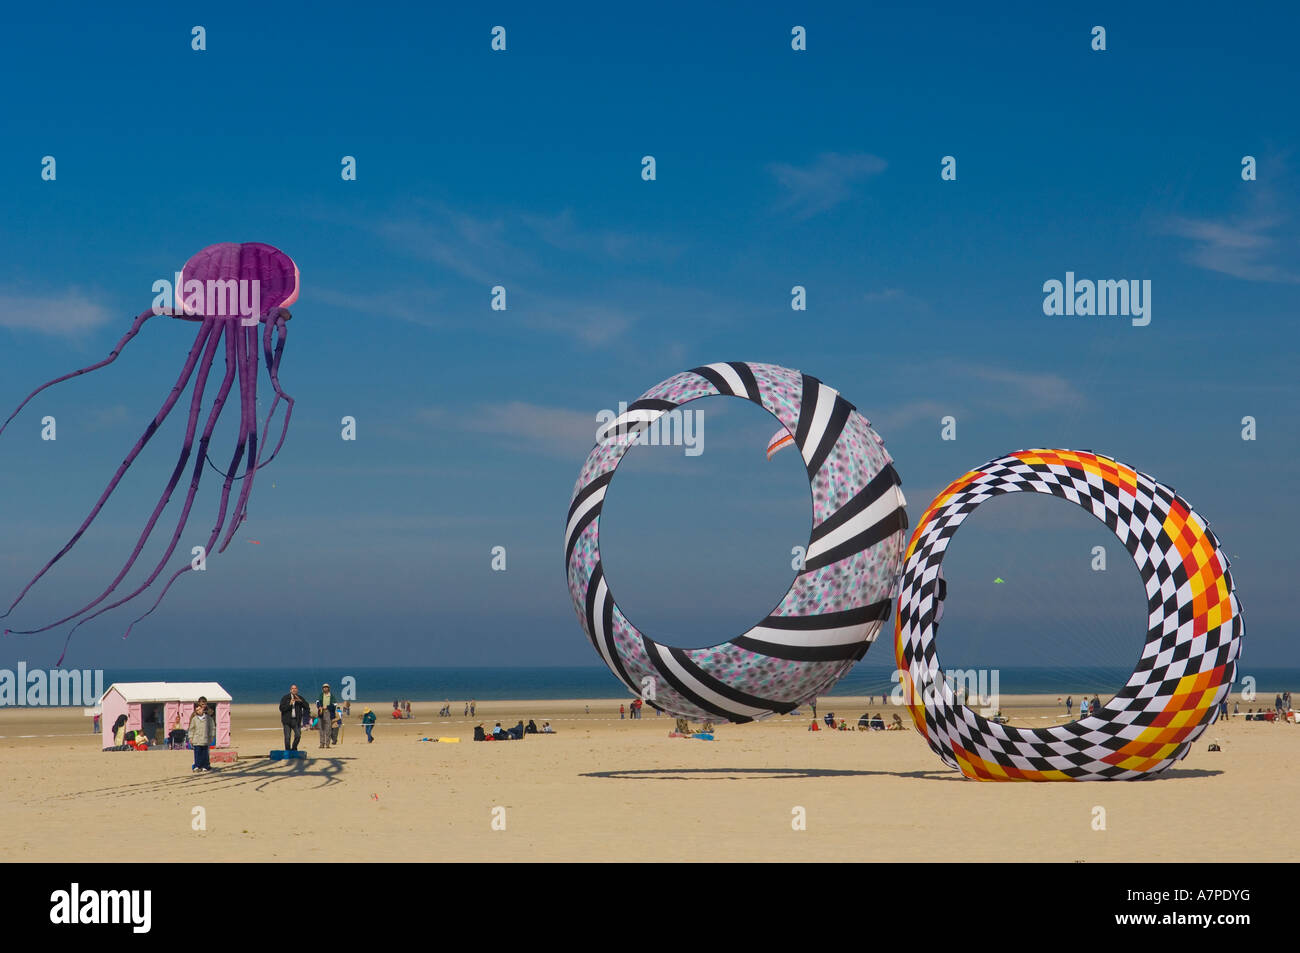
[121,312,295,639]
[55,320,243,661]
[217,323,260,553]
[2,316,219,622]
[258,312,292,465]
[202,309,292,479]
[5,317,222,636]
[0,308,158,441]
[119,332,254,641]
[255,312,294,469]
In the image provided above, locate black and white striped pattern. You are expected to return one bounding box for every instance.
[566,362,909,722]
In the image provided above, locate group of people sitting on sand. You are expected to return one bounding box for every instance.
[1242,694,1294,723]
[672,718,715,735]
[472,719,555,741]
[808,711,904,731]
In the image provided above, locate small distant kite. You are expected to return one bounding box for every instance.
[766,428,795,460]
[993,577,1005,584]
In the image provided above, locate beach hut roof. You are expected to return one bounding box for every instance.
[101,682,232,704]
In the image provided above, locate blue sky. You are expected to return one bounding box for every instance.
[0,2,1295,675]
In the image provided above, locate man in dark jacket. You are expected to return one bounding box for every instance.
[279,685,310,751]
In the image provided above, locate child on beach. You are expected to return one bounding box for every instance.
[188,697,215,772]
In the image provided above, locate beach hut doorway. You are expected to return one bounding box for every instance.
[140,703,164,745]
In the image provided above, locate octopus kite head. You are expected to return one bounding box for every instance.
[175,242,300,323]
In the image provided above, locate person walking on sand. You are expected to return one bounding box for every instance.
[188,697,215,772]
[279,684,309,751]
[470,699,476,717]
[362,708,376,743]
[1079,696,1088,719]
[620,704,626,719]
[317,683,336,749]
[1065,695,1072,715]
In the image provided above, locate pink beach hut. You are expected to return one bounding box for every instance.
[99,682,232,749]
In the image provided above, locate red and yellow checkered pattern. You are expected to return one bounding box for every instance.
[894,449,1243,781]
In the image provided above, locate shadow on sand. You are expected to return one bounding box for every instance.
[580,766,961,782]
[61,755,350,799]
[581,766,1224,782]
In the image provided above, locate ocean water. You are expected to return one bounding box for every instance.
[69,664,1300,705]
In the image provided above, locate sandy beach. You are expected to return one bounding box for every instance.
[2,693,1296,863]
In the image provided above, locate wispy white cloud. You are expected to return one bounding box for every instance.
[1157,177,1299,283]
[874,364,1084,434]
[1161,214,1299,283]
[871,399,955,434]
[0,288,113,336]
[313,286,447,328]
[519,209,681,263]
[863,287,929,312]
[518,299,638,347]
[966,365,1083,409]
[769,152,887,218]
[416,399,741,468]
[419,401,598,458]
[375,209,525,286]
[365,204,694,347]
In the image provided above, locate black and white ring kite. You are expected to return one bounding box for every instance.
[565,362,908,722]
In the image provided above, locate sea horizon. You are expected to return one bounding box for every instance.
[4,663,1295,707]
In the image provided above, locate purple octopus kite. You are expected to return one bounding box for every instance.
[0,242,299,658]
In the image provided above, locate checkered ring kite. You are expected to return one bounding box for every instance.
[895,449,1244,780]
[566,362,909,722]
